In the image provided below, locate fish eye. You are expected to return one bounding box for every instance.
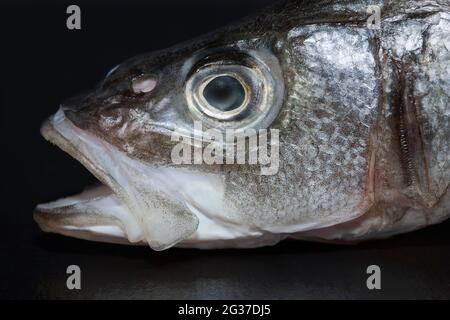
[186,64,258,122]
[202,75,246,112]
[185,50,283,130]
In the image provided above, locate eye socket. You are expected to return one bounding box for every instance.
[202,75,246,112]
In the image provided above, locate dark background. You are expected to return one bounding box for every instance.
[1,0,449,300]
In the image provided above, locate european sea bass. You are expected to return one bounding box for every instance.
[34,0,450,250]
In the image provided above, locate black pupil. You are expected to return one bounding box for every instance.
[203,76,245,112]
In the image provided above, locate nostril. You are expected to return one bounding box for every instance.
[131,74,157,94]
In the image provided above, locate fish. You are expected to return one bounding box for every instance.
[34,0,450,251]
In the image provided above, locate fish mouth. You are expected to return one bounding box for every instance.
[34,109,143,245]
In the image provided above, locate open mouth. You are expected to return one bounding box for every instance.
[34,108,144,245]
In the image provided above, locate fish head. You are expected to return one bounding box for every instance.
[34,22,293,250]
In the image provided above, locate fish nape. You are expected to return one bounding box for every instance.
[35,0,450,251]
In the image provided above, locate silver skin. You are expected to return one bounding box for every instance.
[34,0,450,250]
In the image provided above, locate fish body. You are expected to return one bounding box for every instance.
[35,0,450,250]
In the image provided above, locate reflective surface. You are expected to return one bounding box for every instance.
[2,219,450,299]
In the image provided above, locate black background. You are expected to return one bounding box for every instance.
[1,0,449,299]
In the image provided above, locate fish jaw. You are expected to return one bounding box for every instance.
[34,185,137,245]
[35,109,146,246]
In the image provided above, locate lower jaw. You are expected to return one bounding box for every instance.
[33,182,136,245]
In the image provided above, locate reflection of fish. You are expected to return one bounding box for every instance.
[34,0,450,250]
